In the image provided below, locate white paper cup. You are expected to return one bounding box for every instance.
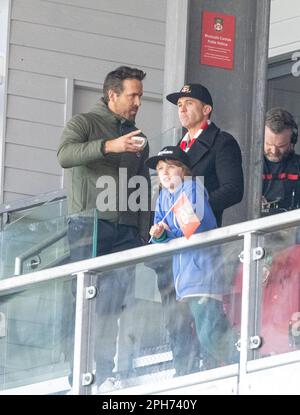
[132,136,147,149]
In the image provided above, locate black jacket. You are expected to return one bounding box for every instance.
[262,152,300,214]
[178,122,244,226]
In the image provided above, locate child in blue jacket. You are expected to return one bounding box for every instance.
[146,146,237,369]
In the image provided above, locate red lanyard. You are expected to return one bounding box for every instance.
[180,121,209,151]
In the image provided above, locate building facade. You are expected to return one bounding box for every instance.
[0,0,299,209]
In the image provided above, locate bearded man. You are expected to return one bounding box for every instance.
[262,107,299,215]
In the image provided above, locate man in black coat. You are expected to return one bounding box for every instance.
[149,83,243,375]
[167,83,244,226]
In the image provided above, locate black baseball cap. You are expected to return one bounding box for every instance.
[166,83,213,107]
[145,146,191,170]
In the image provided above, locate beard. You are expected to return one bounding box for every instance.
[264,148,294,163]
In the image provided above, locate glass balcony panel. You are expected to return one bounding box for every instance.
[6,198,68,225]
[0,278,76,393]
[255,226,300,359]
[0,204,98,280]
[84,238,242,395]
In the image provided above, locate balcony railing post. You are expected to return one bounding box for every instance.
[238,231,261,394]
[72,270,97,395]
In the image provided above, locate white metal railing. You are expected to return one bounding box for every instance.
[2,208,300,294]
[1,208,300,394]
[14,227,68,276]
[0,189,66,216]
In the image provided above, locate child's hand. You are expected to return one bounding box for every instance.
[149,223,165,238]
[160,222,170,231]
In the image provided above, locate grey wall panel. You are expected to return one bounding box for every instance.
[135,99,163,155]
[72,87,101,117]
[269,75,300,93]
[269,0,300,58]
[270,89,300,115]
[2,0,166,202]
[269,18,300,58]
[4,168,61,196]
[11,21,164,70]
[271,0,300,21]
[5,143,61,175]
[7,95,65,127]
[8,69,65,103]
[3,191,30,203]
[6,119,63,151]
[12,0,165,45]
[9,45,164,95]
[43,0,166,21]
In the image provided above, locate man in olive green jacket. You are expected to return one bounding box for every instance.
[57,66,151,392]
[57,70,151,243]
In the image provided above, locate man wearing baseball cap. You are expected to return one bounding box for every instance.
[147,84,244,376]
[166,83,244,227]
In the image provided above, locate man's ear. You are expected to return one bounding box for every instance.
[203,105,212,116]
[108,89,116,103]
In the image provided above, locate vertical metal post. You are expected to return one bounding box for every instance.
[247,0,271,221]
[61,77,74,189]
[238,231,259,394]
[72,270,96,395]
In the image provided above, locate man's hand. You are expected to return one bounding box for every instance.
[103,130,144,154]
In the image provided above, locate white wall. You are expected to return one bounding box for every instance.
[1,0,166,203]
[268,1,300,152]
[0,0,10,204]
[269,0,300,59]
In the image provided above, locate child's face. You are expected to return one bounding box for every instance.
[156,160,185,191]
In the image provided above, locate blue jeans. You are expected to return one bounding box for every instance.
[189,297,238,369]
[146,257,200,376]
[67,218,142,385]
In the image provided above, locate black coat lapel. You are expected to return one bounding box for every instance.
[184,122,220,167]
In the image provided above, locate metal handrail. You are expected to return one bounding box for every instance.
[1,207,300,295]
[0,189,66,215]
[14,226,68,276]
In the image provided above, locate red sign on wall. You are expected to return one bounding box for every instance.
[200,11,235,70]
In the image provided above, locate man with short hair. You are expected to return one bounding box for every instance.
[58,66,151,392]
[58,66,150,239]
[262,107,300,215]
